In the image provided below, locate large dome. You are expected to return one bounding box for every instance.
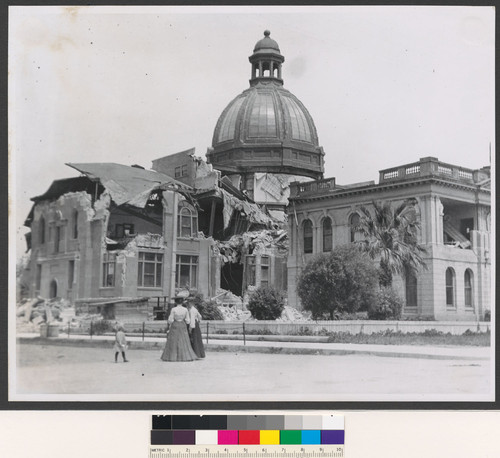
[206,31,324,180]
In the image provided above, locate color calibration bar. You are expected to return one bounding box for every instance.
[151,415,344,445]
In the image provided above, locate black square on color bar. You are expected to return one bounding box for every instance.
[172,415,194,429]
[172,415,211,430]
[152,415,172,430]
[151,430,173,445]
[208,415,227,430]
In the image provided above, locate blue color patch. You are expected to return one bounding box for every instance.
[301,430,321,444]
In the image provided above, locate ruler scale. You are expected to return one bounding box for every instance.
[149,445,344,458]
[150,415,344,458]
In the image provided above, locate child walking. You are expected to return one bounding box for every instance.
[114,325,129,363]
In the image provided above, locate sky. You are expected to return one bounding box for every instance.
[9,5,495,260]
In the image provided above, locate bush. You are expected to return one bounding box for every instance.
[247,286,285,320]
[189,293,224,320]
[91,320,114,335]
[367,287,404,320]
[297,245,378,319]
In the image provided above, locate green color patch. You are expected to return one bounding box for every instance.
[280,430,302,444]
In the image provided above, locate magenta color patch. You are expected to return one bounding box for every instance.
[218,430,238,444]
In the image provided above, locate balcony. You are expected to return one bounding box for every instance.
[379,157,486,185]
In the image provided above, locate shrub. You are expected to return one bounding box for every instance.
[91,320,114,335]
[189,293,224,320]
[297,245,378,319]
[367,287,404,320]
[247,286,285,320]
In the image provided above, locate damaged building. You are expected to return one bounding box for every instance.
[23,150,287,318]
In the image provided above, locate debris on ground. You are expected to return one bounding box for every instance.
[16,296,78,332]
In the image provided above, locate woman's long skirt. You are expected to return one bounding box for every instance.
[190,322,205,359]
[161,321,198,362]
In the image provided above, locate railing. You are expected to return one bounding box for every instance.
[379,157,476,184]
[290,178,336,197]
[57,319,490,343]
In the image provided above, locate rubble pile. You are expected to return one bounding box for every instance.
[217,306,252,321]
[213,289,243,308]
[215,228,288,263]
[16,296,77,332]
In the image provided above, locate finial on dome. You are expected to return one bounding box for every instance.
[264,30,270,37]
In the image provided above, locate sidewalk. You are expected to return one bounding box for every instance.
[16,332,491,361]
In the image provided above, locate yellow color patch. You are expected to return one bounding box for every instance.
[260,430,280,445]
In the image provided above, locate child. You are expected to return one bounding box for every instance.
[114,325,129,363]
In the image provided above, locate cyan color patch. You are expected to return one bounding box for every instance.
[301,430,321,444]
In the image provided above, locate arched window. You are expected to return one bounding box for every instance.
[303,219,313,254]
[72,210,78,239]
[349,213,360,243]
[177,201,198,238]
[464,269,473,308]
[405,267,417,308]
[445,267,456,308]
[49,279,58,299]
[39,216,46,244]
[322,217,332,252]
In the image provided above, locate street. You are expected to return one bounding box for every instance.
[14,342,491,401]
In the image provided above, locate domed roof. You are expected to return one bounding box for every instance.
[206,31,324,180]
[213,85,319,147]
[253,30,280,54]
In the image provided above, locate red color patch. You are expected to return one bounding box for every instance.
[238,430,260,444]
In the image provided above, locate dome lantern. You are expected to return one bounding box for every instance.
[249,30,285,86]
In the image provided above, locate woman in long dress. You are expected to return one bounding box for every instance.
[187,300,205,359]
[161,295,198,362]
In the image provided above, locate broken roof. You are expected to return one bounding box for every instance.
[30,176,101,203]
[66,163,190,208]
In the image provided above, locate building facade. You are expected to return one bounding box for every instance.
[23,154,287,316]
[287,156,491,320]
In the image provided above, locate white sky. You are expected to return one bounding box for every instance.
[9,5,495,259]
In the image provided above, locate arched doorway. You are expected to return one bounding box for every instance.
[49,279,58,299]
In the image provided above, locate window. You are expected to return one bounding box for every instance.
[405,268,417,308]
[138,252,163,287]
[54,226,62,253]
[72,210,78,239]
[246,256,256,287]
[177,202,198,238]
[174,164,188,178]
[115,223,134,238]
[261,256,270,288]
[175,255,198,289]
[323,217,332,252]
[445,267,456,308]
[35,264,42,292]
[349,213,360,243]
[68,260,75,289]
[102,252,117,287]
[303,219,313,254]
[464,269,473,308]
[39,216,46,244]
[49,279,57,299]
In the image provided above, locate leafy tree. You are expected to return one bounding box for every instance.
[296,245,378,319]
[247,286,285,320]
[355,199,426,287]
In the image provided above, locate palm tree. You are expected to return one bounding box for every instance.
[354,198,426,287]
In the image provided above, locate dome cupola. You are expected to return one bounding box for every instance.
[207,31,324,181]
